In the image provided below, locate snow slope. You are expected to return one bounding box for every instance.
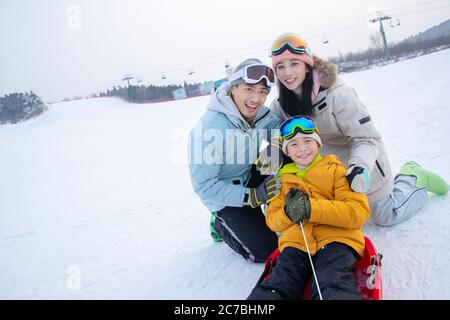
[1,49,450,300]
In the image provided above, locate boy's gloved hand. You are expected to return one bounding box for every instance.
[255,138,284,175]
[247,174,281,208]
[346,164,370,193]
[284,188,311,223]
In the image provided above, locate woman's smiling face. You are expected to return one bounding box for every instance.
[275,58,308,91]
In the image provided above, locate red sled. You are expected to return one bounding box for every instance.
[257,236,382,300]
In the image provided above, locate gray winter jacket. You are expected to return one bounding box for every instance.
[270,57,393,203]
[188,82,282,212]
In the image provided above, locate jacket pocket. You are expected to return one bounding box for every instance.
[375,160,385,178]
[314,101,340,135]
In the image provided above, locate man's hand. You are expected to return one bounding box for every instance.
[247,174,281,208]
[255,138,284,175]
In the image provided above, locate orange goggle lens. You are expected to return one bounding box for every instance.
[270,33,310,57]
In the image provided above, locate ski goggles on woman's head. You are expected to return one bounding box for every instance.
[280,116,318,140]
[229,64,275,87]
[270,33,312,57]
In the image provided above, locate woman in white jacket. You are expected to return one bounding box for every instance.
[258,33,448,226]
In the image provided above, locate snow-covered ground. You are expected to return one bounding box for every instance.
[1,49,450,300]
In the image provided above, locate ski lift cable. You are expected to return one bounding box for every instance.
[139,17,381,80]
[151,1,446,79]
[135,48,267,79]
[134,18,373,80]
[308,20,367,38]
[134,21,369,80]
[134,22,367,80]
[94,3,448,87]
[136,17,366,79]
[383,0,447,13]
[154,0,444,73]
[387,3,450,16]
[133,2,448,80]
[382,4,450,22]
[137,42,271,79]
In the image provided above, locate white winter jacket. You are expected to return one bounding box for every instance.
[270,57,393,203]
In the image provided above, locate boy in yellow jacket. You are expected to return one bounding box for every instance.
[247,116,370,300]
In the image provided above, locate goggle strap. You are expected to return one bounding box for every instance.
[229,64,275,86]
[280,117,318,140]
[271,45,307,57]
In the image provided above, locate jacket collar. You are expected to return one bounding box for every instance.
[279,154,322,179]
[313,56,339,89]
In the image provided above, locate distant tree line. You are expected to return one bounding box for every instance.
[103,81,209,102]
[0,91,48,124]
[329,34,450,73]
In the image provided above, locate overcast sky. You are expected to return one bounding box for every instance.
[1,0,449,101]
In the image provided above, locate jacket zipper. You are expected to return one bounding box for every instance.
[253,109,270,126]
[312,97,326,108]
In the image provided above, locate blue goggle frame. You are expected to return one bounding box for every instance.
[280,116,318,140]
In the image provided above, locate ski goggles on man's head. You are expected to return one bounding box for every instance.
[280,116,318,140]
[230,64,275,87]
[270,33,312,57]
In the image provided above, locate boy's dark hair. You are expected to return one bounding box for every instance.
[277,64,314,117]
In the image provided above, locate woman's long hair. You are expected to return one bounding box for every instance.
[277,64,314,117]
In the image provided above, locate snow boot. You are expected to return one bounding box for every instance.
[210,213,223,243]
[399,161,449,195]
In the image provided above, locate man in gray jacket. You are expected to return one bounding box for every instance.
[188,59,282,262]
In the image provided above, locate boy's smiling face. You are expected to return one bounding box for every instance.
[285,136,320,166]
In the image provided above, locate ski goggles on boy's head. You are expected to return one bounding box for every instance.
[280,116,318,140]
[229,64,275,87]
[269,33,312,57]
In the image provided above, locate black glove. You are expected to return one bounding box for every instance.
[247,174,281,208]
[346,164,370,193]
[284,188,311,223]
[255,138,284,175]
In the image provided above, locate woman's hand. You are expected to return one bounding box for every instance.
[346,164,370,193]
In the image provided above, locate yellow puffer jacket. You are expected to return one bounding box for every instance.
[266,154,370,257]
